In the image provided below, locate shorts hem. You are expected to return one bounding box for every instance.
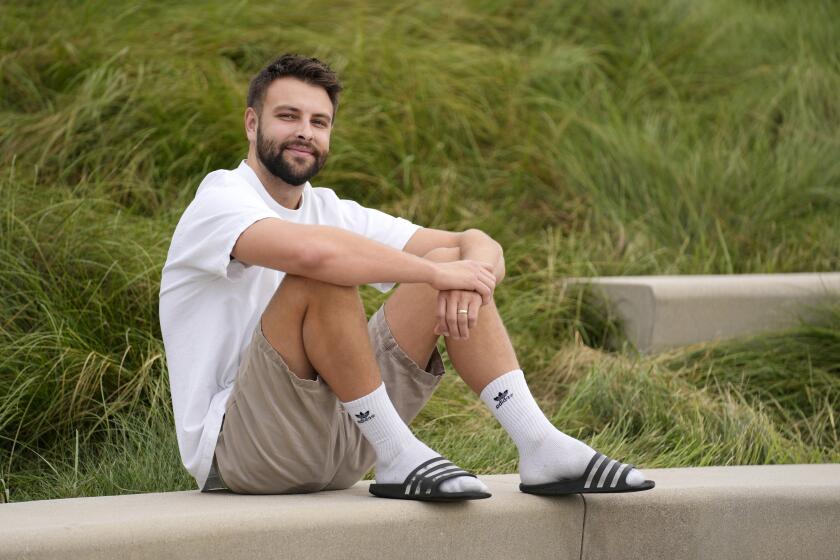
[372,305,446,389]
[254,320,334,397]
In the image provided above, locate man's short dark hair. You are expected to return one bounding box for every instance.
[247,53,342,117]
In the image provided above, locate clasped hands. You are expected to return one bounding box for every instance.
[431,259,497,340]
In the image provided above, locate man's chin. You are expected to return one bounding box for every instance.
[280,168,316,186]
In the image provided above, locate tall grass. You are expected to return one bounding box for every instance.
[1,0,838,502]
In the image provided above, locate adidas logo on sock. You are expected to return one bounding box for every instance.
[493,390,512,409]
[355,410,375,423]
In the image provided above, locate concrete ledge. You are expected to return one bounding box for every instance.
[2,465,838,560]
[581,464,840,560]
[0,475,582,560]
[568,273,840,352]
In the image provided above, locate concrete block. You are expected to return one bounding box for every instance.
[580,463,840,560]
[3,465,838,560]
[0,474,582,560]
[568,273,840,352]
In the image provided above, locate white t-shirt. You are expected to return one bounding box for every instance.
[159,160,420,488]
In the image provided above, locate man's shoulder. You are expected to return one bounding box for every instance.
[196,167,251,195]
[168,169,269,239]
[182,168,266,213]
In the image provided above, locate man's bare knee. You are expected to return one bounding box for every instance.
[267,276,363,328]
[260,275,365,382]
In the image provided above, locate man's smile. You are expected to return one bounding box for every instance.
[285,145,315,157]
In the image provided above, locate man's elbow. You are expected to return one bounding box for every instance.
[466,228,505,283]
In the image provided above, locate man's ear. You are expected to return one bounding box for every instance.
[244,107,258,143]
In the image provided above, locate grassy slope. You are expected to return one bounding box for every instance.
[1,0,838,502]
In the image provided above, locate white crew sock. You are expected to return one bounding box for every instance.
[479,369,646,486]
[341,382,488,494]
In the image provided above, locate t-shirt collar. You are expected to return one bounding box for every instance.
[235,160,310,217]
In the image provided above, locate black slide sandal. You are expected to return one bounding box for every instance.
[519,452,655,496]
[369,456,492,501]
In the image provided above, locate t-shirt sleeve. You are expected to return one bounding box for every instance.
[339,199,421,292]
[168,182,278,281]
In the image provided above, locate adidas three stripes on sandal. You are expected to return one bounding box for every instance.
[368,456,492,501]
[519,451,656,495]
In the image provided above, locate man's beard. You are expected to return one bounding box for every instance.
[256,127,328,186]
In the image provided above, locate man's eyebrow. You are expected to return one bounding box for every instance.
[272,105,332,123]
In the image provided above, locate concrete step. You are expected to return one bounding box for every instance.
[567,273,840,352]
[2,464,838,560]
[580,463,840,560]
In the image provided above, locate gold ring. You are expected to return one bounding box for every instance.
[457,309,468,314]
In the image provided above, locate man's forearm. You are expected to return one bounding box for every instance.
[234,219,496,289]
[459,229,505,282]
[297,225,438,286]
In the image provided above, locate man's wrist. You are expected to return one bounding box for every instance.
[398,250,440,286]
[419,257,439,285]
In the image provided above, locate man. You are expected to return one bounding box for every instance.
[159,54,654,501]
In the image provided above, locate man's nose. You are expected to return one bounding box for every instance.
[295,119,314,141]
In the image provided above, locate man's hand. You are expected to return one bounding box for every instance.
[433,229,503,339]
[430,260,495,339]
[430,260,496,303]
[434,289,485,339]
[432,257,498,340]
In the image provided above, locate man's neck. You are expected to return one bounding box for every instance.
[245,152,304,210]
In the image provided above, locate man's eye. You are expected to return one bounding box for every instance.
[314,120,328,128]
[278,114,294,119]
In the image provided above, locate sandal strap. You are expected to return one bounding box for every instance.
[583,452,607,489]
[401,457,476,496]
[404,456,449,482]
[407,463,461,495]
[610,462,629,488]
[617,463,634,488]
[583,453,637,489]
[427,470,477,495]
[598,459,622,489]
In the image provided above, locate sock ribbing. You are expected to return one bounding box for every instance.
[479,369,555,455]
[340,382,415,465]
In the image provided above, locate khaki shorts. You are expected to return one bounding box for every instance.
[206,304,445,494]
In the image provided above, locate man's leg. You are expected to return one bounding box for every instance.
[384,248,648,488]
[384,248,519,394]
[257,274,487,495]
[260,273,380,400]
[215,273,383,493]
